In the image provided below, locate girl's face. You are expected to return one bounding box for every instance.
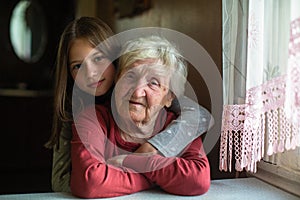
[68,38,115,96]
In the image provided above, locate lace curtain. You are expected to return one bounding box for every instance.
[220,0,300,173]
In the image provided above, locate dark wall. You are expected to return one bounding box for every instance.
[0,96,53,194]
[0,0,75,194]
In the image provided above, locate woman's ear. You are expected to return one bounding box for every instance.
[165,92,175,108]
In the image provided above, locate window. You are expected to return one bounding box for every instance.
[220,0,300,196]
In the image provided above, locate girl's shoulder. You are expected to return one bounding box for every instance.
[73,104,110,123]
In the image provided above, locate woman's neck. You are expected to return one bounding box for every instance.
[120,130,148,144]
[118,115,158,143]
[116,108,167,144]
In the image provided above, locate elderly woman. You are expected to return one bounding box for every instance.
[70,36,210,198]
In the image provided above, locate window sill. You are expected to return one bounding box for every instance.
[249,161,300,197]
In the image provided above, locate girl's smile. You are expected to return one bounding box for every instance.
[87,79,105,88]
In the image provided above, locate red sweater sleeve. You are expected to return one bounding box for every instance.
[122,137,210,196]
[70,106,152,198]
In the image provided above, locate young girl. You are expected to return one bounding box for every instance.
[45,16,212,192]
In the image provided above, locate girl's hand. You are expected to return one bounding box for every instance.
[106,155,127,167]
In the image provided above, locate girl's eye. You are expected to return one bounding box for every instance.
[72,63,81,71]
[93,55,105,63]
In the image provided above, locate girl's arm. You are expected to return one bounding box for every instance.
[51,121,72,192]
[147,96,214,157]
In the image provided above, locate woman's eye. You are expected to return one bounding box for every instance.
[149,79,160,87]
[125,72,136,80]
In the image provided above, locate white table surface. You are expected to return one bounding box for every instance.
[0,177,299,200]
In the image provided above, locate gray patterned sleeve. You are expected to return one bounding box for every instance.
[147,96,214,157]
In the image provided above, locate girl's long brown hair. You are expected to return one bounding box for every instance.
[45,17,120,149]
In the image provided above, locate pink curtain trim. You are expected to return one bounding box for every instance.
[289,17,300,57]
[220,72,300,173]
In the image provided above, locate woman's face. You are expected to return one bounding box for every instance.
[68,38,115,96]
[115,59,174,125]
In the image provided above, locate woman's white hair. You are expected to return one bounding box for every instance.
[117,35,188,97]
